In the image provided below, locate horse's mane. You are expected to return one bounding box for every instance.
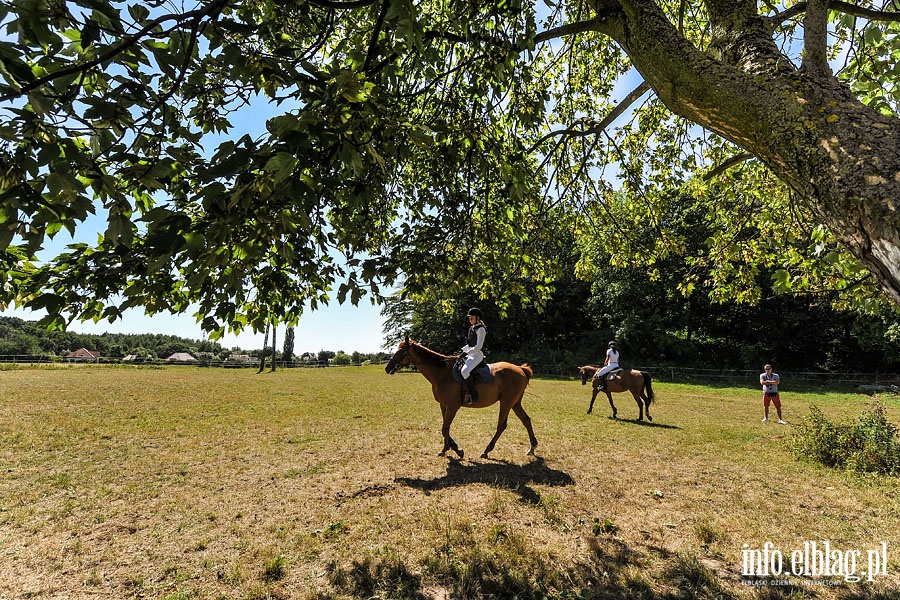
[409,341,454,366]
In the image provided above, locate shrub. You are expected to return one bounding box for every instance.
[790,403,900,475]
[331,352,353,366]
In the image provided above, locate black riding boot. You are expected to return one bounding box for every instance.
[464,376,478,404]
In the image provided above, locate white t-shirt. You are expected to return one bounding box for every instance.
[606,348,620,367]
[760,372,780,393]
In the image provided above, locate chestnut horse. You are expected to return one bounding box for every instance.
[385,336,537,459]
[577,365,654,422]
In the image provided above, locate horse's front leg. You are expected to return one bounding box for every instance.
[439,403,464,459]
[588,386,598,414]
[605,391,617,420]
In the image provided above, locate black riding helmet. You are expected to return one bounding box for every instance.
[467,307,482,318]
[608,341,617,348]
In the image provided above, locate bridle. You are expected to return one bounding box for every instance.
[385,343,410,374]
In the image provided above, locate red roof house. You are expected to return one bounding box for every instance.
[65,348,101,362]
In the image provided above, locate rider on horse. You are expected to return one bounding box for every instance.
[593,341,620,391]
[460,307,487,404]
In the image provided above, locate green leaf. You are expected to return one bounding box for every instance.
[264,152,299,183]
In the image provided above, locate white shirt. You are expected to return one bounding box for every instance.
[760,372,780,393]
[606,348,620,367]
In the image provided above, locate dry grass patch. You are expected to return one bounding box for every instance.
[0,365,898,598]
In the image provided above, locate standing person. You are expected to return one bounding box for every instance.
[460,307,486,404]
[593,341,620,391]
[760,364,786,424]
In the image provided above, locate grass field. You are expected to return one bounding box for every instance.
[1,364,899,599]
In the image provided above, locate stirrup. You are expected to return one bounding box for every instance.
[464,379,478,404]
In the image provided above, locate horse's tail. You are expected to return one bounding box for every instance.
[642,371,655,404]
[520,363,533,382]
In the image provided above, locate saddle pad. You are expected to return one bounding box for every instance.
[452,362,494,384]
[607,368,623,379]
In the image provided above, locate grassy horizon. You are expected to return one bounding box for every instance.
[1,364,899,599]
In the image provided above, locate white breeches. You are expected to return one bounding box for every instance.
[461,351,484,379]
[594,363,618,379]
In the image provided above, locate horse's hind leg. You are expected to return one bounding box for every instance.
[641,393,652,422]
[630,390,644,421]
[512,401,538,456]
[482,401,512,459]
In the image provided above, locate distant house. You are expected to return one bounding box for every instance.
[65,348,101,363]
[122,354,153,363]
[226,353,253,363]
[165,352,197,362]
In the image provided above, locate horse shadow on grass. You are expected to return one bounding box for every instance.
[395,456,574,504]
[613,418,681,430]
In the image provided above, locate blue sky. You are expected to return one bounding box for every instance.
[2,91,390,353]
[5,278,389,353]
[8,301,388,354]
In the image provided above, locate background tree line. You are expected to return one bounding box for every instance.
[383,186,900,374]
[0,317,390,365]
[0,316,228,359]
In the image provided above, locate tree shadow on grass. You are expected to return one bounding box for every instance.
[396,456,574,504]
[315,533,753,600]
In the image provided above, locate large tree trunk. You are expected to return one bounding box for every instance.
[270,324,277,373]
[258,322,270,374]
[593,0,900,303]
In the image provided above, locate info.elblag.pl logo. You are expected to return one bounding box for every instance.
[742,541,888,583]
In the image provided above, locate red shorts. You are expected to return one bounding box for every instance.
[762,392,781,408]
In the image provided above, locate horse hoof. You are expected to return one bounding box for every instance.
[438,451,446,457]
[527,447,536,456]
[647,416,653,422]
[480,452,489,459]
[457,449,464,459]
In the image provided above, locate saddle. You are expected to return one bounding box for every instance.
[603,367,624,380]
[452,356,494,384]
[595,367,624,387]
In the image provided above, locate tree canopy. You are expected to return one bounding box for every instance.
[2,0,899,337]
[383,187,900,374]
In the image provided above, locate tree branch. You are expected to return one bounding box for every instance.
[765,1,900,29]
[527,81,651,153]
[533,16,609,45]
[702,152,753,181]
[0,0,229,103]
[802,0,831,77]
[306,0,377,8]
[363,0,390,74]
[830,0,900,21]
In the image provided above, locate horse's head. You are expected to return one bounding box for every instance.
[385,335,413,375]
[577,366,593,385]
